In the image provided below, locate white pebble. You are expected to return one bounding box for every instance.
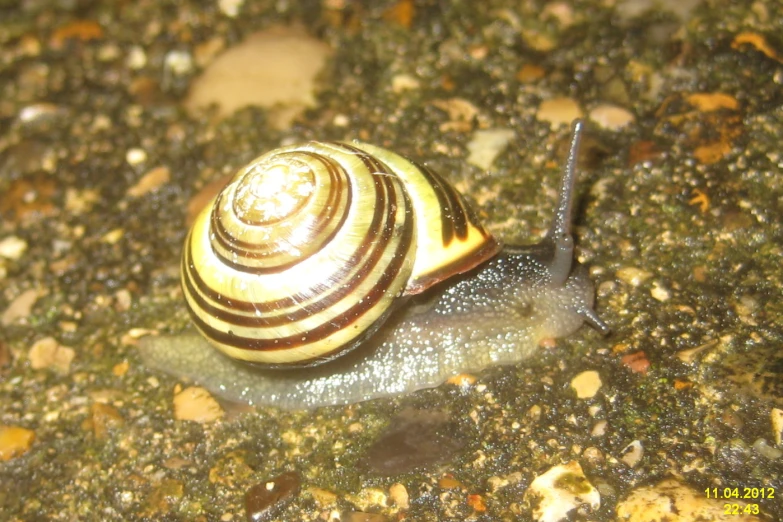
[0,236,28,260]
[650,281,671,301]
[125,148,147,166]
[589,104,635,130]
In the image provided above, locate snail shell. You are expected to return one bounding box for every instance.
[183,140,500,366]
[139,121,609,409]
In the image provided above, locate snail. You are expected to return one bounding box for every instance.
[139,120,609,409]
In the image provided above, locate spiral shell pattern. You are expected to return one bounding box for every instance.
[183,141,499,366]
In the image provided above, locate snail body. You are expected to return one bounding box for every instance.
[139,121,609,409]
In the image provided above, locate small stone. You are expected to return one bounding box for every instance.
[616,266,653,286]
[542,2,575,26]
[218,0,244,17]
[536,97,584,128]
[466,128,515,169]
[101,228,125,244]
[185,25,331,129]
[431,97,480,132]
[446,373,477,387]
[591,420,607,437]
[126,46,147,69]
[771,408,783,446]
[467,494,487,512]
[112,361,129,377]
[2,289,40,326]
[127,166,171,197]
[589,104,635,131]
[391,74,420,92]
[0,236,28,260]
[347,488,388,512]
[17,103,67,124]
[64,188,100,214]
[125,148,147,166]
[525,461,600,522]
[173,386,224,422]
[389,483,409,509]
[86,403,125,440]
[245,471,301,522]
[164,49,194,76]
[0,425,35,461]
[29,336,75,374]
[516,63,546,83]
[620,440,644,468]
[650,281,671,301]
[571,370,602,399]
[620,351,650,375]
[306,486,338,507]
[752,438,782,460]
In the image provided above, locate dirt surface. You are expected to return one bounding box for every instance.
[1,0,781,520]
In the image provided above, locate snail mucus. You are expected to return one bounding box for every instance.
[139,120,610,409]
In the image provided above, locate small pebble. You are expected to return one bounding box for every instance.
[185,25,330,129]
[389,483,409,509]
[589,104,635,130]
[771,408,783,446]
[391,74,420,92]
[245,471,301,522]
[571,370,602,399]
[466,128,515,169]
[17,103,66,124]
[620,440,644,468]
[536,97,584,128]
[126,46,147,69]
[0,236,28,260]
[125,148,147,166]
[127,166,171,197]
[1,289,40,326]
[432,97,480,132]
[752,438,782,460]
[650,281,671,301]
[173,386,224,423]
[591,420,607,437]
[163,49,194,76]
[218,0,244,17]
[29,336,75,374]
[616,266,653,286]
[85,403,125,440]
[347,488,388,512]
[620,351,650,375]
[0,425,35,461]
[525,461,600,522]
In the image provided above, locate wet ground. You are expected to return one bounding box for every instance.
[1,0,782,520]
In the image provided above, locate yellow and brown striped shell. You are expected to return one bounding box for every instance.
[183,141,500,366]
